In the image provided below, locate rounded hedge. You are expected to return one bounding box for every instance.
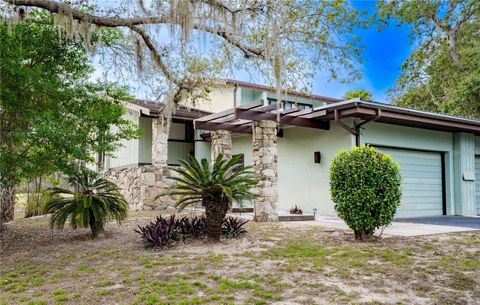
[330,145,402,240]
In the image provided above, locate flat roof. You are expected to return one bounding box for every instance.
[125,99,211,120]
[194,99,480,135]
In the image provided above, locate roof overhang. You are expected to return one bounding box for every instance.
[194,99,480,136]
[321,100,480,135]
[123,99,211,120]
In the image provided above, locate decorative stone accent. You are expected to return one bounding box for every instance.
[105,165,177,210]
[211,130,232,160]
[152,116,169,167]
[252,120,279,222]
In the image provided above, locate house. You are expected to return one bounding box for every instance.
[104,80,339,210]
[106,80,480,220]
[103,99,211,209]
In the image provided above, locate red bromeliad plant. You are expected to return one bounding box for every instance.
[158,154,257,241]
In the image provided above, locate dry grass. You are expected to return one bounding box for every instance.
[1,211,479,305]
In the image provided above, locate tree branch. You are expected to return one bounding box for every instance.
[128,25,178,85]
[6,0,264,58]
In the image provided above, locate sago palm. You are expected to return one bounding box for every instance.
[160,154,257,240]
[44,167,128,238]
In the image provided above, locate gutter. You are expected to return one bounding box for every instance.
[335,106,382,146]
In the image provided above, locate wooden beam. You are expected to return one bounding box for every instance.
[196,100,263,122]
[301,110,327,119]
[194,120,252,133]
[281,107,301,115]
[281,116,330,130]
[285,108,314,117]
[235,108,278,121]
[236,99,264,109]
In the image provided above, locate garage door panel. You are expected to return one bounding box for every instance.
[387,154,440,164]
[402,196,442,203]
[396,209,444,218]
[398,166,442,174]
[402,185,442,192]
[403,178,443,185]
[379,147,444,217]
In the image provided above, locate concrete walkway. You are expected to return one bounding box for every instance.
[281,215,480,237]
[234,211,480,237]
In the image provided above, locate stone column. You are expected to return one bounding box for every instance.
[211,130,232,161]
[152,116,169,167]
[252,120,279,222]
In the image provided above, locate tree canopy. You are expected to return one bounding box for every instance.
[0,13,139,223]
[377,0,480,118]
[343,89,373,101]
[3,0,367,111]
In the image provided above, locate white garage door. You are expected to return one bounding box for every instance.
[379,148,444,218]
[475,156,480,215]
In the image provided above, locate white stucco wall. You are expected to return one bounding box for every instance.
[232,122,354,215]
[106,109,140,169]
[181,86,235,113]
[231,120,464,216]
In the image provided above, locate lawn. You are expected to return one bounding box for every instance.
[1,212,479,305]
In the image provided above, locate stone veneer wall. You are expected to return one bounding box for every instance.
[105,116,180,210]
[105,165,176,210]
[252,120,279,221]
[211,130,232,161]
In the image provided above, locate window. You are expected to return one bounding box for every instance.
[267,98,312,110]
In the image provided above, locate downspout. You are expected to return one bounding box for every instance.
[233,83,238,107]
[334,108,382,147]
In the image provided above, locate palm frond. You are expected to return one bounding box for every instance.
[156,154,257,211]
[45,167,128,237]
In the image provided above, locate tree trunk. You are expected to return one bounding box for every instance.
[447,30,464,72]
[354,229,374,241]
[0,184,16,230]
[88,210,105,239]
[203,199,229,241]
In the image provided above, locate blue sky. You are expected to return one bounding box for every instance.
[311,1,413,102]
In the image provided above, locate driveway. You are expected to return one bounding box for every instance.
[279,215,480,237]
[395,216,480,229]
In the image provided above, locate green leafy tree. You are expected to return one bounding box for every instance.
[0,15,139,226]
[343,89,373,101]
[44,167,128,238]
[159,154,257,241]
[377,0,480,118]
[330,145,402,241]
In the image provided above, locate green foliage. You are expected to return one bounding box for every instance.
[162,154,257,212]
[343,89,373,101]
[24,191,51,218]
[221,216,248,239]
[329,145,402,240]
[135,215,248,248]
[377,0,480,118]
[159,154,257,240]
[44,167,128,238]
[0,16,140,186]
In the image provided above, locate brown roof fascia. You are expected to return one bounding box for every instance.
[327,102,480,135]
[125,99,211,120]
[224,79,341,104]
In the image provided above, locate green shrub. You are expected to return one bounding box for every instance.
[44,167,128,238]
[330,145,402,240]
[24,191,53,218]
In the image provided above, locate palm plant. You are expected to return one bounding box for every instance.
[44,167,128,238]
[160,154,257,240]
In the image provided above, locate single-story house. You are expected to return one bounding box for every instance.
[106,80,480,220]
